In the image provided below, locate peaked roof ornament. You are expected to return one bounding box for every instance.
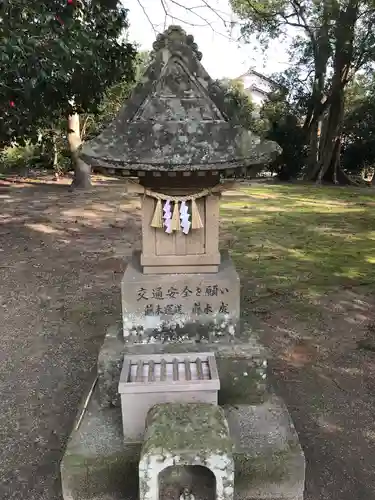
[79,25,280,172]
[150,25,203,61]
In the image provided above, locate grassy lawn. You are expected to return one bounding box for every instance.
[221,184,375,322]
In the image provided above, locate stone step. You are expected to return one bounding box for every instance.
[61,387,140,500]
[225,396,305,500]
[61,389,304,500]
[98,322,269,408]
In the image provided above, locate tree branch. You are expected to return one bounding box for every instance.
[135,0,158,35]
[351,24,374,75]
[168,0,219,29]
[143,0,235,41]
[200,0,228,26]
[290,0,316,43]
[160,0,168,30]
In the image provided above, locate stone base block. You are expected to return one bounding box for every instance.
[226,396,305,500]
[121,250,240,343]
[98,323,268,408]
[61,387,140,500]
[61,391,305,500]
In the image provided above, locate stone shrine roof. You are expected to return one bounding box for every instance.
[79,26,280,172]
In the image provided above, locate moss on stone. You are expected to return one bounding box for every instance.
[217,357,267,405]
[142,403,233,458]
[62,447,140,498]
[234,449,292,486]
[63,446,140,469]
[80,24,280,173]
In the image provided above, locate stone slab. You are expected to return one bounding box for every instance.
[217,357,267,407]
[98,323,269,408]
[61,391,304,500]
[143,265,219,274]
[225,396,305,500]
[61,386,140,500]
[121,250,240,342]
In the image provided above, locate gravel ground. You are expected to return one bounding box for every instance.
[262,293,375,500]
[0,182,140,499]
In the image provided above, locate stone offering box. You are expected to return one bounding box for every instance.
[119,353,220,441]
[61,25,305,500]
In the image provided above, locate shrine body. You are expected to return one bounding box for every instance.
[80,25,280,343]
[61,25,305,500]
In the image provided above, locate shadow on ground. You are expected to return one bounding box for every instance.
[222,183,375,500]
[0,183,140,500]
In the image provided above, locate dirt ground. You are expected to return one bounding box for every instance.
[1,179,375,500]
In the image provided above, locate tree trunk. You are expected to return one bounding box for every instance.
[303,116,322,180]
[52,132,59,180]
[304,1,360,183]
[316,98,343,184]
[67,113,92,189]
[316,1,356,185]
[304,121,319,178]
[301,10,331,180]
[322,138,341,183]
[332,142,339,184]
[322,1,359,184]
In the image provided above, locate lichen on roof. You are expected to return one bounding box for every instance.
[79,25,281,173]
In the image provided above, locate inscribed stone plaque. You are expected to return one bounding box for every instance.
[121,251,240,343]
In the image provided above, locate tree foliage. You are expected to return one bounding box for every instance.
[218,78,256,131]
[0,0,136,145]
[83,50,151,139]
[341,75,375,178]
[230,0,375,184]
[260,94,307,180]
[0,51,150,178]
[251,70,375,182]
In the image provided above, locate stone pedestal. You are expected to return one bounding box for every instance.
[121,250,240,342]
[97,323,268,409]
[61,388,305,500]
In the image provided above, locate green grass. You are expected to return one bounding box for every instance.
[221,184,375,319]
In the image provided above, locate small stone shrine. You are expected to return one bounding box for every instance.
[61,26,305,500]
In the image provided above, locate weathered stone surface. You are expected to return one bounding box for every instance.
[61,391,304,500]
[97,322,268,408]
[140,403,234,500]
[79,25,280,172]
[97,323,124,408]
[217,357,268,406]
[143,403,232,456]
[61,386,140,500]
[226,396,305,500]
[121,251,240,343]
